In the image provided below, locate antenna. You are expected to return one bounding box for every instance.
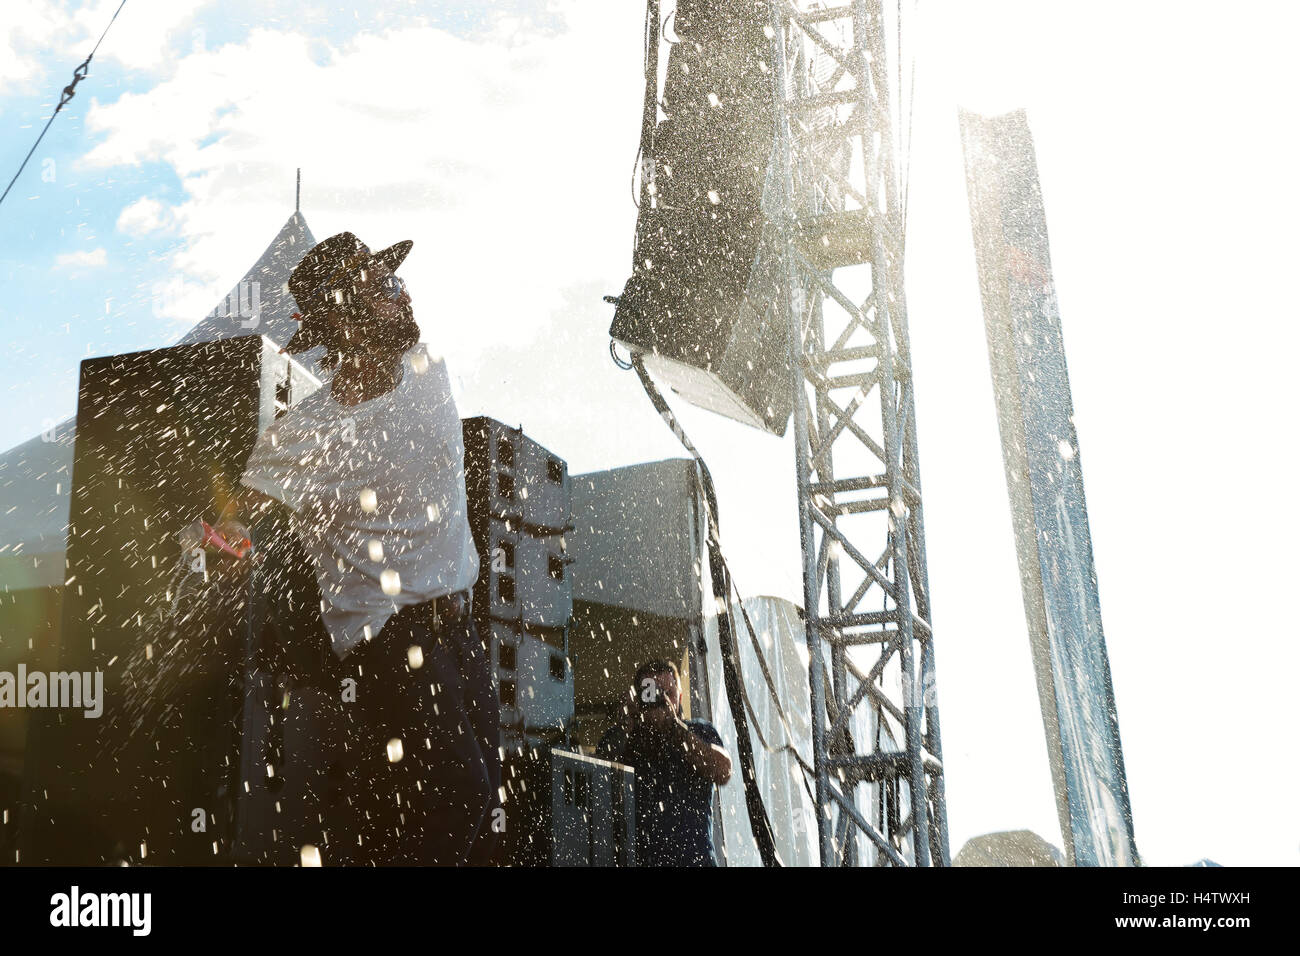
[295,168,301,212]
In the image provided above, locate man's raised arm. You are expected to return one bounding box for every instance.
[641,708,732,786]
[675,721,732,786]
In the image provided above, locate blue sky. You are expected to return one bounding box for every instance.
[2,0,1299,866]
[0,0,574,450]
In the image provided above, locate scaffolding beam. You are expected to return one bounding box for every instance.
[767,0,950,867]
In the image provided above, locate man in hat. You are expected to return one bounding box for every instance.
[212,232,499,866]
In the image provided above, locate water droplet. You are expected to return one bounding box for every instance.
[368,539,384,562]
[387,738,404,763]
[381,569,401,595]
[359,488,378,513]
[407,645,424,669]
[300,844,321,867]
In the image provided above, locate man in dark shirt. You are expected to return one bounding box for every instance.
[596,659,731,866]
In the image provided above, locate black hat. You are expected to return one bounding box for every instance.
[284,232,413,354]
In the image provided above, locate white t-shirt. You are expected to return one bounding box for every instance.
[240,344,480,659]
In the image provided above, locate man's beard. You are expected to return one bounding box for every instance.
[328,302,419,369]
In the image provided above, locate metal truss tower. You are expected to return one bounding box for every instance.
[767,0,950,866]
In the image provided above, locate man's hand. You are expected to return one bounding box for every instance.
[639,705,678,732]
[626,707,732,786]
[215,518,253,554]
[182,485,277,563]
[670,715,732,786]
[177,518,253,569]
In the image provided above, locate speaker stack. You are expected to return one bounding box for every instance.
[21,336,321,865]
[461,418,575,751]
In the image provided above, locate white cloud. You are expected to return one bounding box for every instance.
[74,0,212,71]
[0,0,212,96]
[79,2,644,358]
[55,247,107,268]
[0,0,74,94]
[116,195,172,236]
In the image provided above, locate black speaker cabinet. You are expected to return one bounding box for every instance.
[470,517,574,631]
[473,516,523,624]
[517,531,573,630]
[462,416,572,535]
[489,619,574,748]
[502,745,635,867]
[21,336,320,864]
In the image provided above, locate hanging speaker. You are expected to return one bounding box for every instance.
[610,0,793,435]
